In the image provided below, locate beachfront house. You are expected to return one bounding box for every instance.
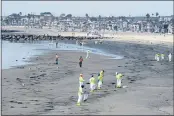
[129,22,139,32]
[40,12,54,27]
[2,12,173,34]
[20,15,28,25]
[1,16,8,26]
[28,15,41,27]
[122,21,128,32]
[159,16,173,22]
[168,23,173,34]
[5,13,21,25]
[147,22,153,32]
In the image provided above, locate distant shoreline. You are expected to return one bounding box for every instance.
[2,26,173,44]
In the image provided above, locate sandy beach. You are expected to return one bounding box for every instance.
[2,27,173,115]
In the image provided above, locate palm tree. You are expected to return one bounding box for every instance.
[19,12,22,16]
[98,15,101,20]
[98,15,102,30]
[156,12,159,17]
[27,14,31,27]
[60,13,65,18]
[66,14,72,19]
[85,13,89,19]
[146,13,150,21]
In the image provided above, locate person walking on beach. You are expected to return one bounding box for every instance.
[89,75,96,92]
[83,91,89,102]
[168,53,172,62]
[155,53,160,61]
[100,70,104,82]
[76,40,78,45]
[79,56,83,68]
[161,54,165,60]
[55,54,59,64]
[86,50,90,59]
[79,74,85,87]
[155,54,157,61]
[79,42,82,46]
[97,73,103,90]
[56,41,58,48]
[115,72,123,88]
[81,42,84,51]
[76,85,84,106]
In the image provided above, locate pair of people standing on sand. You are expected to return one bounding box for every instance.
[55,51,89,67]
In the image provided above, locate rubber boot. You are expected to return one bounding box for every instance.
[76,102,81,106]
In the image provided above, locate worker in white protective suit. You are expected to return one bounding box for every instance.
[79,74,85,87]
[155,53,160,61]
[155,54,157,60]
[168,53,172,62]
[81,42,84,51]
[76,85,84,106]
[83,90,89,102]
[76,40,78,45]
[89,75,96,92]
[161,54,165,60]
[116,72,123,88]
[86,50,90,59]
[97,73,103,90]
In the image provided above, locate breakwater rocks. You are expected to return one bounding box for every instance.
[1,34,107,41]
[2,30,22,33]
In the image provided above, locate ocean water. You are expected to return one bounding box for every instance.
[2,40,123,69]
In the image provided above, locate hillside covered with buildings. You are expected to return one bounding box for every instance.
[2,12,174,34]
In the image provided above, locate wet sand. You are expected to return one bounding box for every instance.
[2,39,173,115]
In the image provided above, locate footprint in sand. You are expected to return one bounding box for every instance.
[44,108,54,111]
[30,100,38,102]
[21,106,28,108]
[46,105,54,108]
[9,100,18,103]
[17,102,23,104]
[130,79,136,81]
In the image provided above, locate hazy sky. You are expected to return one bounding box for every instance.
[2,1,173,17]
